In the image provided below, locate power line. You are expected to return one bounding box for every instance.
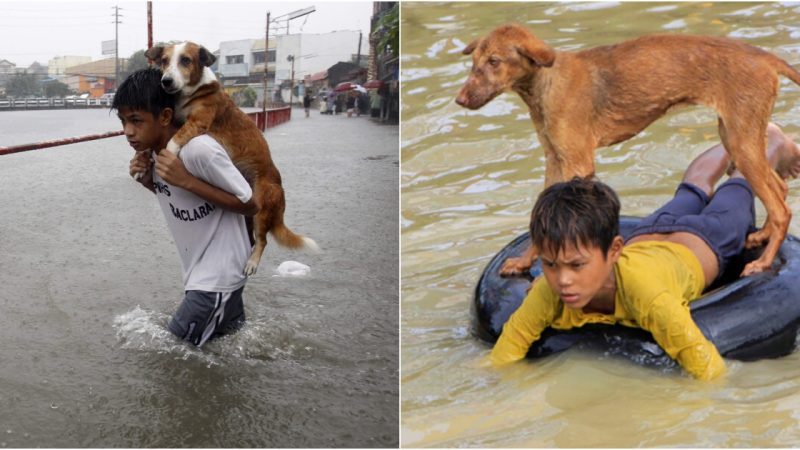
[0,22,123,28]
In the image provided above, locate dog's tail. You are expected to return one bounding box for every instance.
[270,222,320,252]
[774,57,800,87]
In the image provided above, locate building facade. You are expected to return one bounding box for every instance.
[217,29,365,106]
[64,58,127,97]
[368,1,399,123]
[48,55,92,79]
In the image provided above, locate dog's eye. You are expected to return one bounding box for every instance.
[488,57,501,67]
[161,57,169,66]
[180,56,191,67]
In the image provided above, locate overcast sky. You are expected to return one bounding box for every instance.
[0,1,375,68]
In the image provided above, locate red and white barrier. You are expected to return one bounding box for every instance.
[0,131,124,156]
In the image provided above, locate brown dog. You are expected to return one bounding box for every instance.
[456,24,799,277]
[145,42,318,276]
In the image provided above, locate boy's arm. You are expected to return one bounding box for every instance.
[641,293,726,381]
[129,150,155,193]
[155,150,258,216]
[490,277,557,365]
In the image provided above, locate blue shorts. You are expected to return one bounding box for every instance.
[167,286,246,347]
[627,178,756,278]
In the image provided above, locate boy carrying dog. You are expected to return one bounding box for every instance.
[113,68,258,347]
[491,124,800,380]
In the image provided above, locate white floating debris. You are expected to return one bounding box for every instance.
[274,261,311,277]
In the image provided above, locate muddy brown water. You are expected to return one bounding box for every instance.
[401,2,800,447]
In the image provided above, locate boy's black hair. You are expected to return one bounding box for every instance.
[111,67,175,117]
[530,176,621,259]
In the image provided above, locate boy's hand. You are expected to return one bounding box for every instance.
[155,150,193,189]
[129,150,153,183]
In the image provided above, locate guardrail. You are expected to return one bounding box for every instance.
[0,131,124,156]
[1,106,293,156]
[0,97,112,110]
[245,106,291,132]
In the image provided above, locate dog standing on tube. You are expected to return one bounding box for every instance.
[456,24,799,278]
[144,41,318,276]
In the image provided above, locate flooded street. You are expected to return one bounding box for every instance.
[401,2,800,447]
[0,108,398,447]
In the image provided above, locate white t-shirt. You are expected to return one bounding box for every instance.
[151,135,253,292]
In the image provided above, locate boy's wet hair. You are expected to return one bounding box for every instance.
[530,176,620,258]
[111,67,175,117]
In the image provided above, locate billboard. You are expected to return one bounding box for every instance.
[102,40,116,56]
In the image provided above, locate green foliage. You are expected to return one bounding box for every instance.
[6,72,39,97]
[44,80,71,98]
[116,49,150,83]
[127,49,150,73]
[375,3,399,56]
[241,87,257,107]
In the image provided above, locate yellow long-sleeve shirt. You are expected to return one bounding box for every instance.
[490,241,726,380]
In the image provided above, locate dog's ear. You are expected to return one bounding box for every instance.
[516,37,555,67]
[462,39,479,55]
[198,46,216,67]
[144,46,163,63]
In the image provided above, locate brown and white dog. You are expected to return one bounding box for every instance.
[145,41,318,276]
[456,24,799,278]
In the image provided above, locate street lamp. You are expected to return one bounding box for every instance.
[263,6,316,126]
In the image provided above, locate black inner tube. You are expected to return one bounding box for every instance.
[473,216,800,366]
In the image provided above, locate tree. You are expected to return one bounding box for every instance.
[375,3,399,57]
[44,80,71,98]
[119,49,150,83]
[128,49,149,72]
[241,86,257,107]
[5,72,39,97]
[232,86,257,107]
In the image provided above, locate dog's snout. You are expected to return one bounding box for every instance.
[455,93,468,107]
[161,77,174,88]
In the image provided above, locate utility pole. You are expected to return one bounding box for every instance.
[111,5,122,89]
[356,31,362,67]
[287,55,295,107]
[261,7,313,129]
[263,11,271,131]
[147,2,153,50]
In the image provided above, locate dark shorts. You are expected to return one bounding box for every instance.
[627,178,756,277]
[167,286,246,347]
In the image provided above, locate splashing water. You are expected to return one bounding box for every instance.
[112,306,319,367]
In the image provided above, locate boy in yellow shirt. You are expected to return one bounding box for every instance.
[491,124,800,380]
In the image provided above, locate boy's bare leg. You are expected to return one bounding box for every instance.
[629,124,800,283]
[728,124,800,184]
[683,123,800,196]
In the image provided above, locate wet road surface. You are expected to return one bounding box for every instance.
[0,108,399,447]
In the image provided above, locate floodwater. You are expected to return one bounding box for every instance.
[0,108,399,447]
[401,2,800,447]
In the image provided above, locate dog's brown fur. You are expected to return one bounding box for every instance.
[146,42,316,276]
[456,24,799,277]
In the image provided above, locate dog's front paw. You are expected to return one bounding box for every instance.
[741,259,769,277]
[244,261,258,277]
[166,139,181,155]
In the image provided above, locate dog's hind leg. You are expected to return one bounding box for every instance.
[718,114,791,276]
[244,208,272,277]
[243,179,281,276]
